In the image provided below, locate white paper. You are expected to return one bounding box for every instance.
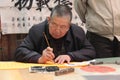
[0,0,83,34]
[65,60,96,67]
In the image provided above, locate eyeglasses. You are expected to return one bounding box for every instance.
[50,21,70,31]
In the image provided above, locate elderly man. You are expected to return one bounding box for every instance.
[14,4,95,64]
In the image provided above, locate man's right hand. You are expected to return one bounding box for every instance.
[38,47,55,64]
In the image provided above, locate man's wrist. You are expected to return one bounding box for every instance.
[38,57,47,64]
[67,52,74,61]
[29,55,41,63]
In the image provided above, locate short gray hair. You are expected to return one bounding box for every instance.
[50,4,72,21]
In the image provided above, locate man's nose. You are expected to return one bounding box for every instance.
[55,26,61,32]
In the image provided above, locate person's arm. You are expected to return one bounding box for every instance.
[67,26,96,61]
[74,0,87,23]
[14,25,42,63]
[68,39,96,62]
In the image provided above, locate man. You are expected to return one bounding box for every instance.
[14,4,95,64]
[74,0,120,58]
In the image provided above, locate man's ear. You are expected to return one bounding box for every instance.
[47,17,51,23]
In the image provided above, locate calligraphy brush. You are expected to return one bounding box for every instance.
[43,32,55,63]
[43,32,50,47]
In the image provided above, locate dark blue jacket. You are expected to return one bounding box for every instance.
[14,20,96,63]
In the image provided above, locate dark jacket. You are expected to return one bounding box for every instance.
[14,20,96,63]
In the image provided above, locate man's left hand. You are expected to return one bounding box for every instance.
[54,55,71,64]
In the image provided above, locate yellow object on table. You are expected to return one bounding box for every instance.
[0,61,90,70]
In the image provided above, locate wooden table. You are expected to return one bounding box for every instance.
[0,64,120,80]
[0,57,120,80]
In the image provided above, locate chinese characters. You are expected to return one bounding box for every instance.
[12,0,72,11]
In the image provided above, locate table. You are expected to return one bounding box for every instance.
[0,57,120,80]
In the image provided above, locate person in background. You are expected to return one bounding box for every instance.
[74,0,120,58]
[14,4,95,64]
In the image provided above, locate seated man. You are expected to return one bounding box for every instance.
[14,4,96,64]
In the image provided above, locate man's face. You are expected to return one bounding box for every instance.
[48,16,70,39]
